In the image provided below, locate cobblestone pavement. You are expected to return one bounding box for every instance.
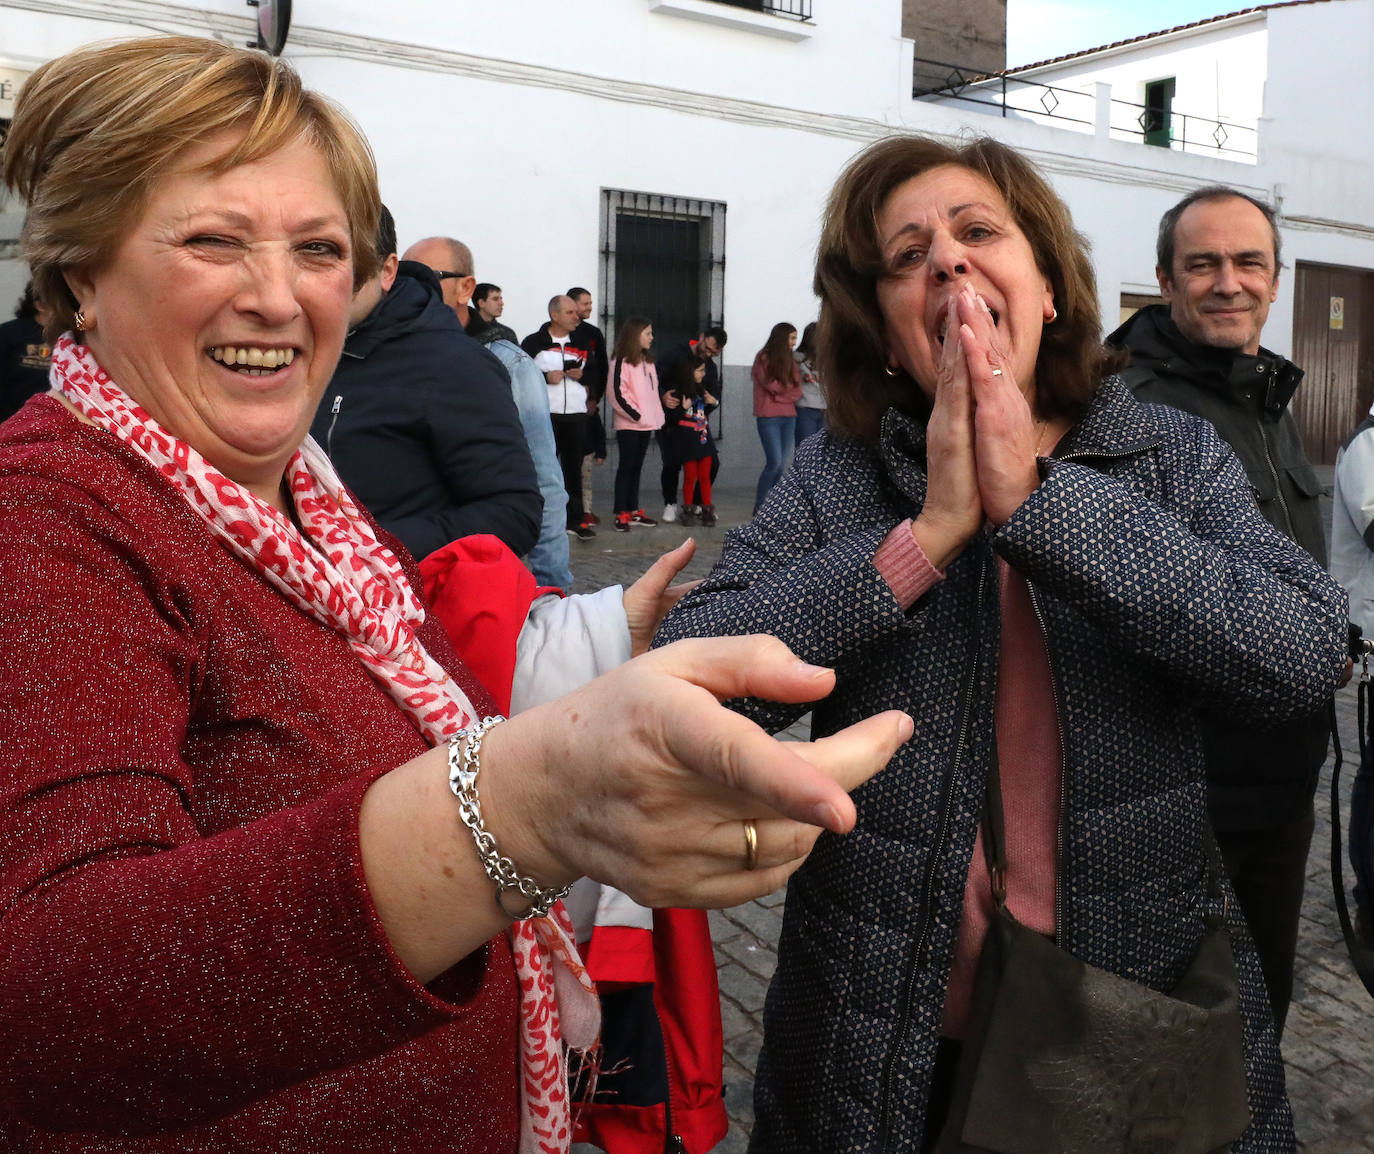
[568,472,1374,1154]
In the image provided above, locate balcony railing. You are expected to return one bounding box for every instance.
[912,55,1258,162]
[712,0,812,19]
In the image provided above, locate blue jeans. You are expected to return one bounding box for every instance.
[755,415,796,510]
[795,405,826,447]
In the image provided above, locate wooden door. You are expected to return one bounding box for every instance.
[1291,261,1374,465]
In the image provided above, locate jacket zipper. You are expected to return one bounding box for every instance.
[324,394,342,458]
[1256,413,1294,538]
[877,543,990,1151]
[659,1014,685,1153]
[1026,584,1069,940]
[1022,437,1163,935]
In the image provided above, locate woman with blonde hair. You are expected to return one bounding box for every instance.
[0,37,909,1151]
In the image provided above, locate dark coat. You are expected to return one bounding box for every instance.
[570,319,609,404]
[0,316,51,424]
[657,377,1348,1152]
[1110,304,1330,829]
[310,262,540,562]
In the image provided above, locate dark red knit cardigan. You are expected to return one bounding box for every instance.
[0,397,519,1152]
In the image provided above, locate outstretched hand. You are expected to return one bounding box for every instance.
[624,538,699,656]
[481,634,914,910]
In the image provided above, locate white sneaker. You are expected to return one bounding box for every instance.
[662,503,679,523]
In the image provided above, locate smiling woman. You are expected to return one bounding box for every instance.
[0,35,913,1153]
[61,135,356,507]
[656,133,1347,1151]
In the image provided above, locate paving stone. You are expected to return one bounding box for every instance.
[1281,1031,1341,1076]
[711,1125,752,1153]
[717,961,769,1013]
[709,907,742,945]
[724,1076,757,1128]
[756,887,788,908]
[719,935,778,982]
[724,1027,763,1073]
[719,997,754,1042]
[722,900,784,946]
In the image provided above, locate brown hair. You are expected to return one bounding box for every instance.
[815,134,1123,441]
[759,322,798,387]
[613,316,654,365]
[3,36,381,342]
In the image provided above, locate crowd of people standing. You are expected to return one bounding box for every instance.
[5,27,1371,1154]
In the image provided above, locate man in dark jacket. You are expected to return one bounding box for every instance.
[1109,185,1327,1036]
[310,209,540,562]
[0,283,53,423]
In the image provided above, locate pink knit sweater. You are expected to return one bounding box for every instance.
[873,521,1062,1038]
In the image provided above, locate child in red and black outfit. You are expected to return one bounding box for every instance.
[665,359,718,527]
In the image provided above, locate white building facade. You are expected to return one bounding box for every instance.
[2,0,1372,461]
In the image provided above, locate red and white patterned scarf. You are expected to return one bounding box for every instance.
[50,336,598,1153]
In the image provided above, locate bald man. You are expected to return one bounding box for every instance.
[402,236,475,317]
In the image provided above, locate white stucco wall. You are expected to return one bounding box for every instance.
[3,0,1372,384]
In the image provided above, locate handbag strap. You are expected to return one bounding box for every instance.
[1331,663,1374,999]
[979,725,1225,918]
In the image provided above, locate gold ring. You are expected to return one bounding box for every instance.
[743,819,759,871]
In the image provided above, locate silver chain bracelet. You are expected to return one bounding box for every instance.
[447,715,571,920]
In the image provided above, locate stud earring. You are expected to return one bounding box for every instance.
[1045,305,1058,325]
[74,308,91,332]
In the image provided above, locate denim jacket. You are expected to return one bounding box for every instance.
[484,338,573,591]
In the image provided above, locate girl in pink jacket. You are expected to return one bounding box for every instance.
[609,317,666,531]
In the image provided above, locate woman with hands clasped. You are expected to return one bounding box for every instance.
[0,37,909,1153]
[658,135,1348,1151]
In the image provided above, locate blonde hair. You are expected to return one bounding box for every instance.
[2,35,381,340]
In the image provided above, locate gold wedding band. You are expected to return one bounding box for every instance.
[991,368,1003,377]
[743,819,759,871]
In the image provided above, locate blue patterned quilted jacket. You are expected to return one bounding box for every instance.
[656,377,1347,1153]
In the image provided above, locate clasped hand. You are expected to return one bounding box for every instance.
[914,283,1045,569]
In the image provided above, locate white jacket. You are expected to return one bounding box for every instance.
[1331,406,1374,634]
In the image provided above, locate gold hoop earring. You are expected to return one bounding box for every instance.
[73,308,90,332]
[884,363,900,377]
[1045,306,1058,325]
